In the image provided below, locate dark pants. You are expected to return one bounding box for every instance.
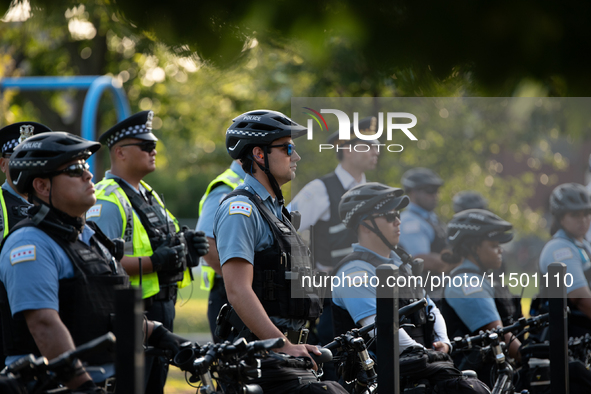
[144,297,175,394]
[207,276,228,343]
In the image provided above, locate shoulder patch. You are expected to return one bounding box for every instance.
[402,220,421,234]
[86,204,102,219]
[229,201,252,217]
[553,247,574,262]
[10,245,36,265]
[462,281,483,296]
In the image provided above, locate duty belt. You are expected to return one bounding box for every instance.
[152,284,178,301]
[284,328,309,345]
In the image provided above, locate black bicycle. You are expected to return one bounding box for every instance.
[172,336,325,393]
[452,314,549,394]
[0,332,116,394]
[319,298,429,394]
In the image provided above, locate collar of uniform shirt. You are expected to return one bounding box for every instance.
[351,242,402,266]
[451,259,481,275]
[241,174,283,214]
[406,201,433,219]
[1,180,28,204]
[105,170,149,197]
[334,163,367,190]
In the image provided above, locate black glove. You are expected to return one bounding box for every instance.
[148,323,191,356]
[73,380,105,394]
[151,242,186,272]
[183,227,209,257]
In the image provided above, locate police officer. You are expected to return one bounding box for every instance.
[196,159,245,342]
[87,111,208,394]
[539,183,591,337]
[0,121,51,370]
[0,122,52,240]
[213,110,345,393]
[440,209,521,386]
[399,167,450,274]
[332,182,451,354]
[452,190,489,213]
[0,132,186,392]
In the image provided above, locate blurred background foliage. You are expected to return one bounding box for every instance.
[0,0,591,273]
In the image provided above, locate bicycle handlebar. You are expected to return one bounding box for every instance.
[453,314,549,350]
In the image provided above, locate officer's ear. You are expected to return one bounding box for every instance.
[32,177,51,199]
[0,157,8,174]
[252,146,265,165]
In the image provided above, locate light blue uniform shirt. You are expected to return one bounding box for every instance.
[539,229,591,295]
[0,224,95,366]
[399,202,437,256]
[196,161,245,239]
[87,171,155,239]
[2,181,29,204]
[444,259,500,333]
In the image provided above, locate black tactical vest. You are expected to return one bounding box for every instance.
[441,267,522,340]
[222,189,323,321]
[311,172,358,269]
[115,180,182,285]
[331,249,433,346]
[0,220,128,365]
[0,189,31,235]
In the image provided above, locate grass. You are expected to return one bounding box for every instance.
[174,283,210,334]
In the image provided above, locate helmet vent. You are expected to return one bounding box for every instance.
[250,123,277,132]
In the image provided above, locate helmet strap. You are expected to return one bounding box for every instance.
[360,216,398,252]
[253,146,285,205]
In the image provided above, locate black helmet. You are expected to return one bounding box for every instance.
[447,209,513,250]
[339,182,409,229]
[452,191,489,213]
[401,167,443,191]
[9,132,101,194]
[225,110,307,160]
[549,183,591,215]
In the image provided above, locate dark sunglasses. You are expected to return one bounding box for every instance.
[120,141,157,153]
[268,143,295,156]
[51,162,89,178]
[372,211,400,223]
[420,186,439,195]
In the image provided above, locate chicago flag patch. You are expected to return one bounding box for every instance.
[229,201,252,217]
[10,245,36,265]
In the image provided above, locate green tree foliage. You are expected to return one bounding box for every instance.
[0,0,588,241]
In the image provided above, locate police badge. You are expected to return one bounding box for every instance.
[18,124,35,143]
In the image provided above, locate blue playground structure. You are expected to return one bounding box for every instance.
[0,75,131,173]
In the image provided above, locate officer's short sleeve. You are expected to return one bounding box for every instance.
[539,239,588,294]
[0,228,74,318]
[214,197,260,266]
[332,261,377,324]
[399,212,433,256]
[196,185,233,238]
[445,274,500,333]
[86,200,124,239]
